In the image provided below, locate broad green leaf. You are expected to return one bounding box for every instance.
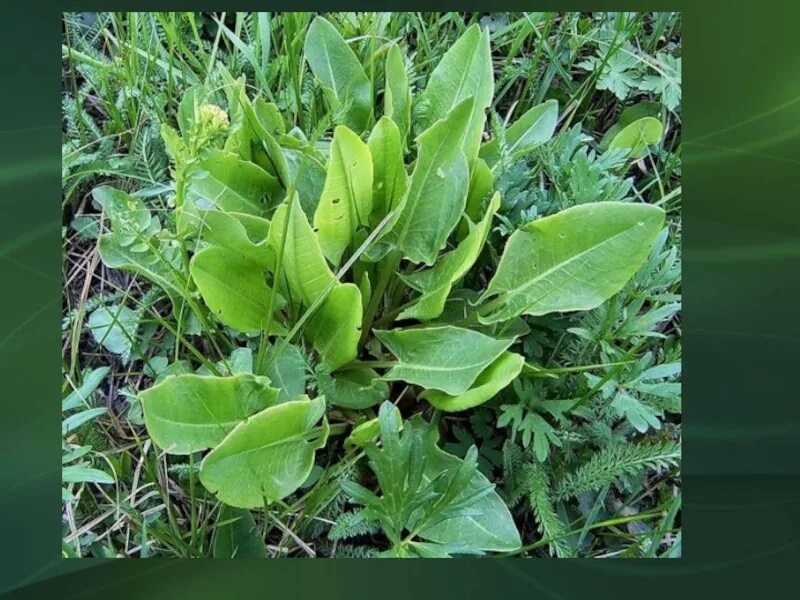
[313,126,373,266]
[190,246,285,334]
[421,351,524,412]
[608,116,664,159]
[269,194,361,369]
[480,99,559,166]
[384,43,411,142]
[418,24,493,164]
[269,194,335,306]
[367,116,408,228]
[414,419,521,552]
[599,101,661,150]
[283,146,327,219]
[199,396,329,508]
[384,98,472,265]
[185,150,281,215]
[317,366,388,409]
[140,374,279,455]
[478,202,665,324]
[194,210,274,268]
[213,505,267,558]
[304,16,372,132]
[375,326,514,395]
[87,304,138,360]
[464,158,495,223]
[305,283,362,371]
[263,343,308,403]
[398,192,500,321]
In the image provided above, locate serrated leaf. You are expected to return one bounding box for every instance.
[199,396,329,508]
[478,202,665,323]
[375,326,515,395]
[414,419,521,552]
[140,374,280,455]
[94,186,187,308]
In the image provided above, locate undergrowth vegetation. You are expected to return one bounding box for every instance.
[62,11,681,558]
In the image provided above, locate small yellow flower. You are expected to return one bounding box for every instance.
[198,103,229,132]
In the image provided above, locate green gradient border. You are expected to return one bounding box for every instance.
[3,2,800,598]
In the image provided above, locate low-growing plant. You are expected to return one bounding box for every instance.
[83,15,674,557]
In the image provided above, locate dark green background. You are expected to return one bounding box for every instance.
[3,2,799,598]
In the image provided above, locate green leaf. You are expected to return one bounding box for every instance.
[140,374,280,455]
[87,304,138,359]
[418,24,493,164]
[375,326,515,395]
[269,194,334,306]
[384,42,411,142]
[478,202,665,323]
[414,420,521,552]
[611,391,662,432]
[63,367,110,411]
[190,246,285,334]
[346,404,520,554]
[270,194,361,369]
[94,186,187,308]
[263,343,308,403]
[305,283,363,371]
[183,150,281,219]
[607,116,664,159]
[317,366,388,409]
[199,396,329,508]
[398,192,500,321]
[599,101,661,150]
[213,505,267,558]
[480,99,559,166]
[367,116,408,228]
[62,407,107,436]
[62,465,115,485]
[313,126,373,266]
[194,210,274,268]
[384,98,473,265]
[464,158,495,223]
[421,351,524,412]
[177,85,210,136]
[304,16,372,132]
